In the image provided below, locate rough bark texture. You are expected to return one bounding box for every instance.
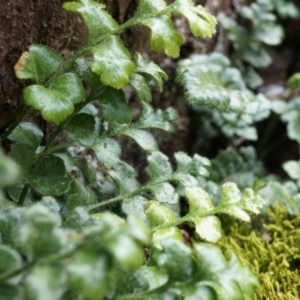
[0,0,88,131]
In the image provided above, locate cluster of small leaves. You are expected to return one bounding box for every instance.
[256,157,300,216]
[209,146,265,187]
[258,179,300,215]
[0,151,262,300]
[15,0,216,123]
[94,149,211,219]
[0,197,260,300]
[0,198,148,299]
[177,52,270,140]
[147,183,264,247]
[219,0,284,88]
[268,0,299,18]
[6,0,218,213]
[194,146,265,205]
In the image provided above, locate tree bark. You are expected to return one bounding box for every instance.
[0,0,86,131]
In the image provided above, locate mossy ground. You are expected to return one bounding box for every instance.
[219,206,300,299]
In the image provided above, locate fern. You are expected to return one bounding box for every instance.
[177,52,270,140]
[0,1,267,299]
[219,0,284,88]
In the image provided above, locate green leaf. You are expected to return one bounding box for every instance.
[272,0,300,18]
[185,188,222,242]
[186,187,214,213]
[8,122,43,150]
[125,215,150,245]
[145,201,177,226]
[224,254,260,300]
[195,243,259,300]
[218,183,265,221]
[99,87,132,123]
[137,266,168,291]
[283,160,300,180]
[137,103,177,132]
[137,0,167,14]
[177,53,270,139]
[122,196,148,220]
[193,216,221,243]
[134,53,167,92]
[66,113,99,146]
[171,0,216,38]
[177,53,241,111]
[25,266,66,300]
[91,36,136,89]
[108,162,139,194]
[18,202,68,258]
[258,180,300,215]
[67,180,97,212]
[287,73,300,90]
[140,15,184,58]
[275,98,300,143]
[183,284,217,300]
[75,156,97,186]
[152,227,183,250]
[106,234,145,269]
[29,155,72,196]
[119,129,158,152]
[184,185,264,240]
[92,137,121,168]
[7,182,35,205]
[174,152,210,178]
[0,285,23,300]
[14,45,62,83]
[63,0,119,41]
[24,201,62,229]
[24,73,85,124]
[254,25,283,46]
[130,74,152,102]
[208,146,264,188]
[147,151,172,180]
[72,58,106,98]
[145,201,182,249]
[8,143,35,180]
[0,150,19,187]
[98,214,148,270]
[0,245,22,281]
[150,183,178,204]
[67,252,109,300]
[243,46,272,68]
[154,239,193,282]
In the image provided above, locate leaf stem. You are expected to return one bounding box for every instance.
[33,94,101,170]
[88,177,174,212]
[17,184,30,206]
[46,142,75,155]
[88,186,148,212]
[44,46,90,87]
[0,246,78,284]
[0,260,35,284]
[0,106,32,143]
[150,209,221,232]
[19,90,105,204]
[44,7,172,86]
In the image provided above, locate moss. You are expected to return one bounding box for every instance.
[219,206,300,299]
